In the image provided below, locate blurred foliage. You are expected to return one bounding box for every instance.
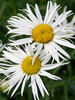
[0,0,75,100]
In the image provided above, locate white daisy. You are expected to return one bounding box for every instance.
[0,44,67,100]
[7,1,75,62]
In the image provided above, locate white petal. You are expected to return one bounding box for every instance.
[13,14,35,27]
[39,50,46,59]
[57,52,67,60]
[45,4,60,24]
[44,43,60,62]
[41,54,50,66]
[24,43,34,56]
[54,33,74,39]
[26,4,39,24]
[5,46,27,60]
[54,22,73,33]
[3,51,21,63]
[44,1,50,24]
[0,44,5,52]
[51,10,72,27]
[52,42,70,58]
[54,38,75,49]
[35,74,49,96]
[42,61,69,71]
[35,4,43,24]
[39,70,61,80]
[35,75,44,97]
[11,74,24,97]
[8,38,33,45]
[31,75,39,100]
[0,68,7,76]
[44,1,60,24]
[8,28,32,35]
[32,44,43,64]
[21,75,28,96]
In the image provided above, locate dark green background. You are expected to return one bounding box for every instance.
[0,0,75,100]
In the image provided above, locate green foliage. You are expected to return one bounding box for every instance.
[0,0,75,100]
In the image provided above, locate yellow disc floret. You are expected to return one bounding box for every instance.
[32,24,54,44]
[22,56,42,75]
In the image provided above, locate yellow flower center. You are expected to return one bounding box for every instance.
[21,56,42,75]
[32,24,54,44]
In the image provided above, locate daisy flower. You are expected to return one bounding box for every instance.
[7,1,75,62]
[0,44,67,100]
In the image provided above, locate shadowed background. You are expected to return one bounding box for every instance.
[0,0,75,100]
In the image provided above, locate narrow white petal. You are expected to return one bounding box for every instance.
[39,70,61,80]
[5,46,27,60]
[8,38,33,45]
[36,75,49,96]
[39,50,46,59]
[3,51,21,63]
[46,5,60,24]
[0,44,5,52]
[17,13,35,27]
[11,75,24,97]
[21,75,28,96]
[35,4,43,24]
[51,10,72,27]
[3,73,24,93]
[44,1,60,24]
[57,52,67,60]
[54,22,73,33]
[55,33,74,39]
[31,76,39,100]
[52,42,70,58]
[0,68,7,76]
[42,63,61,71]
[24,43,34,56]
[54,38,75,49]
[6,65,20,73]
[35,75,44,97]
[26,4,39,24]
[41,54,50,66]
[8,28,32,35]
[44,43,60,62]
[42,61,69,71]
[32,44,43,64]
